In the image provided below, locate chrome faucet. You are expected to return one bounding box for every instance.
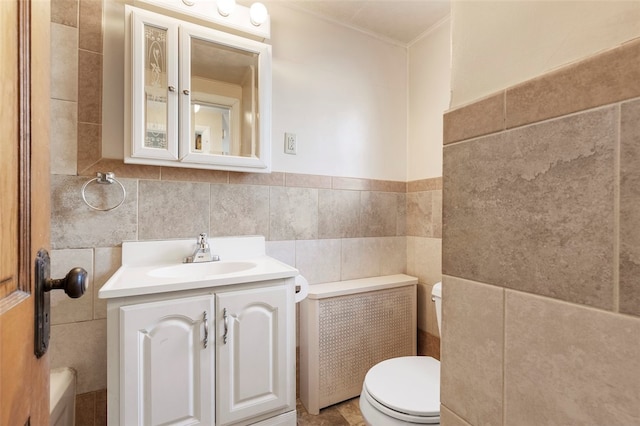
[183,233,220,263]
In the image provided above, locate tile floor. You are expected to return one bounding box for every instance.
[297,397,365,425]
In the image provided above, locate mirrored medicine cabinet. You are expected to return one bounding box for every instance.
[124,4,272,173]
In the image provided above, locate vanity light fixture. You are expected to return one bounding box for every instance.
[138,0,270,41]
[217,0,236,17]
[249,2,268,26]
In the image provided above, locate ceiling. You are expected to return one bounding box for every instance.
[247,0,451,45]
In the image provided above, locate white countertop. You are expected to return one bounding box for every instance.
[98,236,299,299]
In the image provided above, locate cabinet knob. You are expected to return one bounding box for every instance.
[168,85,176,92]
[183,89,190,95]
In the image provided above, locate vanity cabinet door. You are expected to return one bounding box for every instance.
[216,283,294,426]
[120,295,215,425]
[129,7,179,161]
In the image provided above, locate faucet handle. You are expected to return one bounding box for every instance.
[198,233,208,246]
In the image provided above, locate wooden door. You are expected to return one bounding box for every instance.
[0,0,51,424]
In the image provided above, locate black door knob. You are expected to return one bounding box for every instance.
[45,267,88,298]
[35,249,89,358]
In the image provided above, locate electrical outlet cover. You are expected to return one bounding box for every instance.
[284,132,297,154]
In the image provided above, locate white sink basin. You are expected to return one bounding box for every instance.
[148,261,257,279]
[99,237,301,299]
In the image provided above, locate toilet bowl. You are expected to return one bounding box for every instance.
[50,367,76,426]
[360,282,442,425]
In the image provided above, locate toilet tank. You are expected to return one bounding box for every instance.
[432,282,442,335]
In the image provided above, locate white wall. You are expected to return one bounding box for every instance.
[268,4,407,180]
[103,1,409,181]
[407,18,450,181]
[451,0,640,108]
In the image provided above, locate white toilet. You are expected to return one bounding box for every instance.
[360,282,442,425]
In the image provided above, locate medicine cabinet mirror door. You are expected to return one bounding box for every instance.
[130,8,180,161]
[178,25,272,171]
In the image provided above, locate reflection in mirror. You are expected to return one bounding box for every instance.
[193,103,231,155]
[190,36,259,158]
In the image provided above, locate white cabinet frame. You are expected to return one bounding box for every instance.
[125,6,272,173]
[106,279,296,426]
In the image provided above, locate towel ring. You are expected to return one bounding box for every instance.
[81,172,126,212]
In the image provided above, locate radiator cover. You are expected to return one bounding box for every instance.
[299,274,417,415]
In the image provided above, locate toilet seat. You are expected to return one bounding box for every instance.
[362,356,440,424]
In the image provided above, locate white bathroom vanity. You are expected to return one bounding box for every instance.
[99,236,302,426]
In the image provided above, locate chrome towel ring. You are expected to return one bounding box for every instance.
[81,172,126,212]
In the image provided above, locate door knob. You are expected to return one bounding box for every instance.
[34,249,88,358]
[45,267,87,298]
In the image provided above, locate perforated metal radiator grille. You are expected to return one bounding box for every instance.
[300,281,416,414]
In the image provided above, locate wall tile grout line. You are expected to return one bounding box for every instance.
[502,287,507,426]
[613,104,621,313]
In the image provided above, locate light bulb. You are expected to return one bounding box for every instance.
[217,0,235,17]
[249,2,268,26]
[194,104,200,113]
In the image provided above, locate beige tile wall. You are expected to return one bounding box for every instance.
[48,1,444,423]
[504,291,640,425]
[48,169,430,391]
[444,107,617,310]
[619,99,640,316]
[51,171,411,273]
[441,277,504,425]
[442,37,640,425]
[406,178,443,357]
